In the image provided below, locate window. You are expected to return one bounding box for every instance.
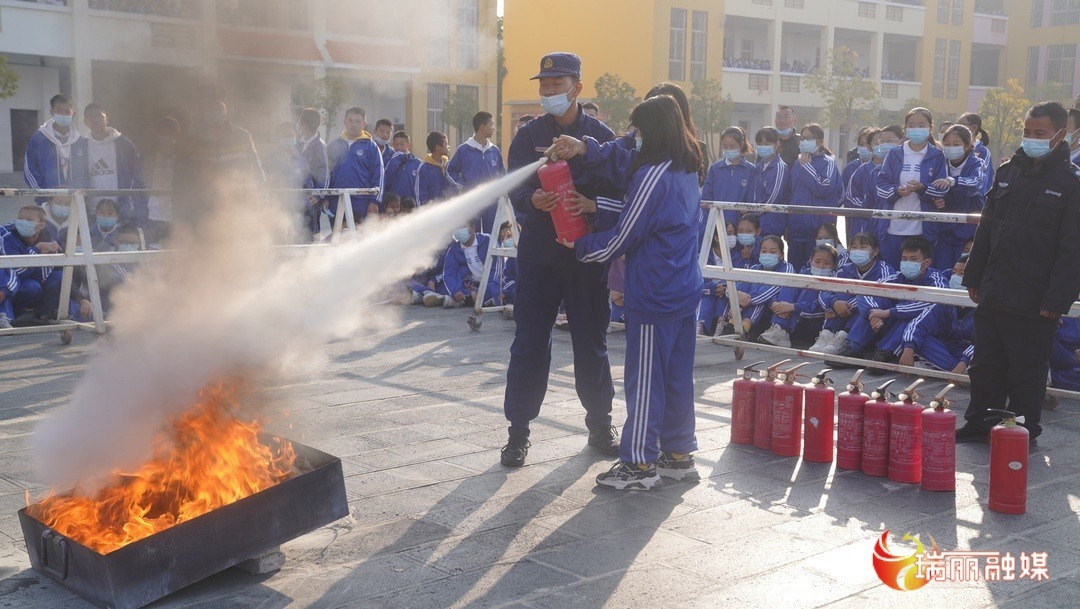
[749,73,770,91]
[1050,0,1080,25]
[859,2,877,18]
[1047,43,1077,86]
[456,0,479,70]
[1032,0,1044,27]
[882,83,899,98]
[938,0,950,22]
[287,0,308,30]
[785,0,804,7]
[428,4,450,68]
[427,83,449,134]
[690,11,708,81]
[1026,46,1040,86]
[947,40,961,99]
[740,40,754,60]
[886,5,904,20]
[933,39,946,97]
[669,8,687,81]
[952,0,964,24]
[780,75,800,92]
[991,18,1006,32]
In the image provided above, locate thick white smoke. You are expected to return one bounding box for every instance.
[32,160,543,493]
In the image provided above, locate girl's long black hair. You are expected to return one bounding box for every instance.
[630,95,704,178]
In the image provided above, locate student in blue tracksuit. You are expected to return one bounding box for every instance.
[440,223,500,309]
[1,206,63,322]
[1050,316,1080,391]
[733,214,762,269]
[41,196,73,250]
[927,125,986,271]
[759,244,837,349]
[874,108,949,267]
[831,236,946,363]
[23,94,80,194]
[416,132,459,206]
[753,127,791,239]
[910,253,975,373]
[327,106,384,221]
[702,126,757,229]
[698,221,737,336]
[567,94,704,490]
[787,124,842,270]
[498,53,623,469]
[89,198,121,252]
[848,127,904,243]
[819,232,895,354]
[957,112,995,194]
[385,131,423,203]
[732,235,797,338]
[840,127,872,210]
[496,222,519,305]
[811,223,848,269]
[448,111,507,233]
[372,119,396,167]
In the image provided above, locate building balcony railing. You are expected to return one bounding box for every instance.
[89,0,200,20]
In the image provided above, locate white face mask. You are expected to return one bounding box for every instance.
[725,234,737,249]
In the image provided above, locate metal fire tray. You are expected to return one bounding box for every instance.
[18,434,348,609]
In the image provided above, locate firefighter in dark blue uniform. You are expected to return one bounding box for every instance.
[500,53,622,467]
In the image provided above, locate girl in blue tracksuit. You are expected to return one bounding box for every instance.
[758,244,837,349]
[753,127,790,239]
[702,127,757,229]
[840,127,872,209]
[569,95,704,490]
[847,126,903,243]
[819,232,895,354]
[733,214,762,268]
[787,124,842,271]
[874,108,949,267]
[1050,317,1080,391]
[733,235,796,338]
[811,223,848,269]
[927,125,986,271]
[957,112,994,194]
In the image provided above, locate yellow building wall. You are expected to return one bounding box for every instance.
[1003,16,1080,96]
[918,4,973,121]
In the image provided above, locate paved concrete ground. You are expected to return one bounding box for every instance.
[1,306,1078,608]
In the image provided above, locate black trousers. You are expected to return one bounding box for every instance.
[965,307,1057,438]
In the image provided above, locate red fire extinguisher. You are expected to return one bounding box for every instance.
[537,160,589,242]
[988,410,1029,515]
[803,369,836,463]
[888,379,925,484]
[753,359,790,450]
[862,378,897,477]
[731,361,766,445]
[836,369,869,471]
[921,384,957,492]
[771,362,810,457]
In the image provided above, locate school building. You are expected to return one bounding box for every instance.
[502,0,1080,154]
[0,0,498,176]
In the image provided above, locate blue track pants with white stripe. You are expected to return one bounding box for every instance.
[621,314,698,465]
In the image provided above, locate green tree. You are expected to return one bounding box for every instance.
[441,86,480,146]
[0,56,20,100]
[978,79,1030,161]
[594,72,637,133]
[296,76,350,131]
[690,78,733,162]
[804,47,879,151]
[1026,82,1073,106]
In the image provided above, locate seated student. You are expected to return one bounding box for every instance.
[902,253,974,373]
[42,195,74,249]
[96,225,144,315]
[819,232,895,355]
[440,223,499,309]
[733,214,762,268]
[1050,317,1080,391]
[811,222,848,269]
[416,132,459,206]
[382,192,402,219]
[759,243,838,348]
[698,223,738,335]
[404,249,447,307]
[90,198,121,251]
[1,205,62,325]
[497,221,519,308]
[830,236,946,363]
[723,235,796,338]
[926,124,986,271]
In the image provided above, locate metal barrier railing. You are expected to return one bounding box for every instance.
[698,200,1080,400]
[0,187,378,341]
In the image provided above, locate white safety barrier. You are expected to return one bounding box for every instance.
[698,200,1080,400]
[0,187,377,342]
[469,196,518,330]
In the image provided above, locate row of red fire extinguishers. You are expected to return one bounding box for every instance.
[731,361,1032,514]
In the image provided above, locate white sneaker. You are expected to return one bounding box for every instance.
[0,313,10,330]
[410,290,424,305]
[422,291,443,307]
[821,330,848,355]
[809,329,835,352]
[442,295,463,309]
[758,324,791,348]
[697,321,709,336]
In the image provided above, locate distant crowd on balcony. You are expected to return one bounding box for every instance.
[723,57,772,71]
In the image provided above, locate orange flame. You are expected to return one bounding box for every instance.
[26,382,296,554]
[872,529,937,591]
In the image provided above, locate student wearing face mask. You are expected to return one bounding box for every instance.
[702,126,757,229]
[733,214,762,269]
[90,199,122,252]
[728,235,796,340]
[0,205,62,327]
[848,126,902,244]
[372,119,395,167]
[819,232,895,356]
[71,102,144,226]
[786,124,842,271]
[810,223,848,269]
[959,101,1080,444]
[24,94,80,196]
[875,107,949,267]
[956,112,995,194]
[698,221,737,336]
[447,111,507,233]
[42,195,73,250]
[439,223,500,310]
[840,127,873,210]
[905,253,975,375]
[759,244,837,349]
[753,127,790,239]
[926,124,986,271]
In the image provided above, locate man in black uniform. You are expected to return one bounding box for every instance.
[774,105,800,167]
[959,101,1080,443]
